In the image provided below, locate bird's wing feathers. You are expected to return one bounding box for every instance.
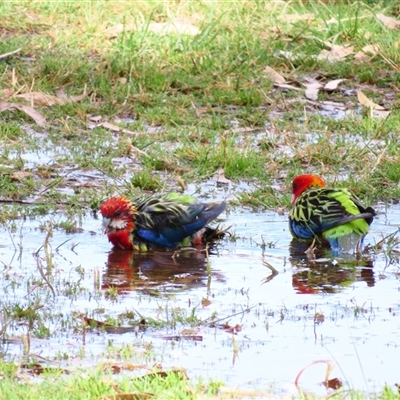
[133,194,226,247]
[289,188,374,239]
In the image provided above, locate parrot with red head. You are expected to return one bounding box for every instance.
[289,174,376,253]
[100,193,226,251]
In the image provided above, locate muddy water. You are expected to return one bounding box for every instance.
[0,200,399,397]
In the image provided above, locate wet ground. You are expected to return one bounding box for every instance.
[0,189,399,397]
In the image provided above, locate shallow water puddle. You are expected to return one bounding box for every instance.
[0,204,399,397]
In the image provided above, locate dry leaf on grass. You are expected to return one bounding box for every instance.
[149,17,199,35]
[357,90,386,110]
[213,167,231,185]
[377,13,400,29]
[304,79,346,101]
[89,115,103,123]
[104,23,135,38]
[357,90,391,118]
[17,92,64,106]
[263,66,286,85]
[324,78,346,91]
[11,171,33,181]
[0,100,46,126]
[201,297,212,307]
[102,121,122,132]
[88,120,148,155]
[17,87,90,107]
[94,121,146,142]
[317,44,354,63]
[304,82,322,101]
[355,44,380,62]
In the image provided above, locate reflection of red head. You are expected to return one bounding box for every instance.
[102,249,135,291]
[291,174,325,204]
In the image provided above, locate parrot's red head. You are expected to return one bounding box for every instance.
[291,174,325,204]
[100,197,136,249]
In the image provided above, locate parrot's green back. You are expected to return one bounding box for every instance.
[321,190,372,239]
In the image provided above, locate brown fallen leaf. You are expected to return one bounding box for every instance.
[213,167,231,185]
[55,87,90,103]
[17,87,90,107]
[263,66,286,85]
[90,121,147,147]
[324,78,346,91]
[104,23,136,38]
[11,171,33,181]
[304,82,322,101]
[102,121,121,132]
[17,92,64,106]
[357,90,386,111]
[377,13,400,30]
[148,17,199,36]
[357,90,391,118]
[317,44,354,63]
[219,323,242,334]
[0,100,46,126]
[176,176,186,191]
[322,377,343,390]
[201,297,212,307]
[354,44,380,62]
[89,115,103,123]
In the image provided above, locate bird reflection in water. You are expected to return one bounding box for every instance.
[102,248,225,293]
[289,240,375,294]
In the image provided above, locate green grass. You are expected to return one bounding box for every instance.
[0,0,399,209]
[0,357,398,400]
[0,359,221,400]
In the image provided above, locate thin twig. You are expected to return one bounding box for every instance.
[0,48,21,60]
[199,303,258,326]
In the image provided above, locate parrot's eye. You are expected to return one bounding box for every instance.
[114,211,122,218]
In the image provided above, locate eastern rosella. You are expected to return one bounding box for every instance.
[289,174,376,253]
[100,193,226,250]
